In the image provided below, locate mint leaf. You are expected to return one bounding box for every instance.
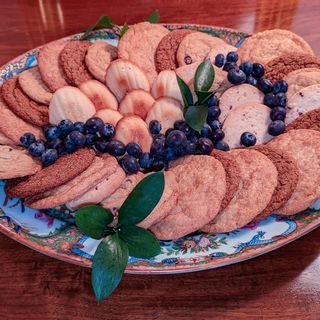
[195,91,214,105]
[82,16,115,39]
[92,233,128,301]
[75,205,113,240]
[184,105,208,132]
[194,59,215,92]
[177,75,193,108]
[119,225,161,259]
[120,22,129,38]
[145,10,160,23]
[117,171,165,227]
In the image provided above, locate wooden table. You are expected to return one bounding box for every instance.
[0,1,319,319]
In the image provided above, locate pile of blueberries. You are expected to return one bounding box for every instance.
[214,51,288,146]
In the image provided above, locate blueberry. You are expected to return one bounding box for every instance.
[246,75,258,87]
[106,140,126,157]
[153,133,166,143]
[68,131,86,146]
[211,129,225,142]
[223,62,238,72]
[214,53,225,67]
[126,142,142,158]
[46,138,64,154]
[214,141,230,151]
[152,158,166,171]
[274,92,287,108]
[270,107,286,121]
[263,93,276,108]
[173,121,193,137]
[85,117,104,133]
[200,125,212,138]
[268,120,285,136]
[273,80,288,94]
[85,133,97,146]
[64,136,77,153]
[165,128,174,137]
[189,135,199,144]
[208,119,222,131]
[173,144,186,158]
[164,147,176,161]
[149,120,161,135]
[121,155,139,174]
[73,122,86,134]
[99,123,115,139]
[41,149,58,166]
[226,51,238,63]
[150,138,166,157]
[258,78,273,94]
[240,132,256,147]
[207,95,219,107]
[95,139,109,153]
[44,125,60,141]
[207,106,221,121]
[197,138,214,155]
[166,130,187,148]
[20,132,36,148]
[184,141,196,154]
[58,119,74,136]
[240,61,253,76]
[227,68,246,85]
[28,141,45,157]
[252,63,265,78]
[139,152,154,169]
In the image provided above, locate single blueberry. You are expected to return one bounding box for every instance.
[150,138,166,157]
[46,138,64,154]
[200,125,212,138]
[58,119,74,136]
[223,62,238,72]
[273,80,288,94]
[164,147,176,161]
[95,139,109,153]
[152,158,166,171]
[274,92,287,108]
[73,122,86,134]
[166,130,187,148]
[252,63,265,78]
[68,131,86,146]
[211,129,225,142]
[227,68,246,85]
[189,134,199,144]
[258,78,273,94]
[99,123,115,139]
[126,142,143,158]
[85,133,97,146]
[214,53,225,67]
[28,141,45,157]
[270,107,286,121]
[106,140,126,157]
[214,141,230,151]
[207,106,221,121]
[240,132,257,147]
[207,95,219,107]
[240,61,253,76]
[85,117,104,134]
[208,119,222,131]
[64,136,77,153]
[173,121,193,137]
[246,75,258,87]
[184,141,196,154]
[41,149,58,166]
[139,152,154,169]
[268,120,285,136]
[197,138,214,155]
[121,155,140,174]
[153,133,166,143]
[20,132,36,148]
[263,93,276,108]
[44,125,60,141]
[173,144,186,158]
[149,120,162,135]
[226,51,239,63]
[165,128,174,137]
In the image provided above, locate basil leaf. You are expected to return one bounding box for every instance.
[184,105,208,133]
[195,91,214,105]
[177,75,193,108]
[75,205,113,240]
[92,233,128,302]
[194,59,215,92]
[117,171,165,227]
[120,22,129,38]
[82,16,115,39]
[119,225,161,259]
[145,10,160,23]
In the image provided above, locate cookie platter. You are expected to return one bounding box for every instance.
[0,23,320,275]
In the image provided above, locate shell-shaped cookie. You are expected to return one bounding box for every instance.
[95,109,123,127]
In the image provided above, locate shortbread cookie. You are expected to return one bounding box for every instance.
[1,77,49,127]
[268,129,320,215]
[202,149,278,233]
[18,67,52,104]
[85,41,118,82]
[223,103,273,149]
[285,84,320,124]
[37,39,69,91]
[118,22,169,84]
[150,155,226,240]
[286,109,320,132]
[5,148,95,199]
[219,84,264,122]
[60,40,93,86]
[155,29,193,72]
[0,146,41,179]
[264,53,320,82]
[237,29,314,65]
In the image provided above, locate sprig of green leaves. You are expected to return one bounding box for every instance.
[75,171,164,302]
[145,10,160,23]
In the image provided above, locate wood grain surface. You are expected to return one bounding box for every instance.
[0,0,319,319]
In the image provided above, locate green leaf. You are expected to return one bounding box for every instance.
[195,91,214,105]
[92,233,128,302]
[194,59,215,92]
[119,225,161,259]
[75,205,114,240]
[117,171,165,227]
[82,16,115,39]
[184,105,208,132]
[119,22,129,38]
[176,75,193,108]
[145,10,160,23]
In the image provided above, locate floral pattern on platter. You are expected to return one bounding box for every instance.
[0,25,319,274]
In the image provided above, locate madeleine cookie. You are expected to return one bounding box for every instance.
[37,39,69,91]
[60,40,93,86]
[85,41,118,82]
[268,129,320,215]
[0,146,42,179]
[155,29,193,72]
[0,132,14,145]
[176,32,236,67]
[219,84,264,122]
[18,67,52,104]
[1,77,49,127]
[118,22,169,84]
[5,148,95,199]
[237,29,314,65]
[286,109,320,132]
[150,155,226,240]
[285,84,320,124]
[203,149,278,233]
[95,109,123,127]
[223,103,273,149]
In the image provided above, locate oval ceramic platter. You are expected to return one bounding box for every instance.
[0,24,319,274]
